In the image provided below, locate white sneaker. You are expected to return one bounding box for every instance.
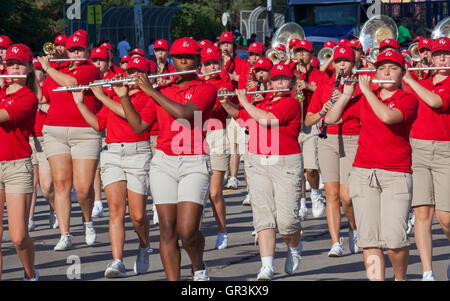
[422,271,435,281]
[311,195,326,218]
[328,242,344,257]
[23,269,39,281]
[49,211,59,229]
[91,200,104,218]
[225,177,238,189]
[84,221,96,245]
[285,246,302,275]
[319,174,324,190]
[105,259,126,278]
[54,233,73,251]
[406,218,414,236]
[134,245,151,274]
[298,199,308,221]
[193,263,209,281]
[242,194,251,206]
[306,181,311,191]
[152,204,159,225]
[215,233,228,250]
[28,219,36,232]
[257,265,274,281]
[348,230,360,254]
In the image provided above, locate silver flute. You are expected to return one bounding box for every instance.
[33,58,87,63]
[218,88,291,97]
[354,66,450,73]
[0,75,27,78]
[343,79,396,84]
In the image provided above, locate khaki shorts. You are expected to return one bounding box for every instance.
[411,138,450,212]
[43,125,102,160]
[149,150,212,206]
[245,153,303,235]
[298,124,320,170]
[100,141,151,195]
[349,167,412,249]
[206,129,230,171]
[318,134,359,184]
[29,136,50,170]
[0,158,34,194]
[226,118,249,155]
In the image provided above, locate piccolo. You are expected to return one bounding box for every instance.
[0,75,27,78]
[198,70,222,78]
[33,58,87,63]
[218,88,291,97]
[354,66,450,73]
[343,79,395,84]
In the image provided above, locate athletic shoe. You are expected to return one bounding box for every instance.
[348,230,360,254]
[152,204,159,225]
[311,195,326,218]
[285,247,302,275]
[105,260,126,278]
[28,219,36,232]
[84,221,96,245]
[319,174,324,190]
[134,245,151,274]
[54,233,73,251]
[298,198,308,221]
[23,269,39,281]
[49,211,58,229]
[215,233,228,250]
[257,265,274,281]
[225,177,238,189]
[242,194,251,206]
[91,200,104,218]
[422,271,435,281]
[193,263,209,281]
[328,242,344,257]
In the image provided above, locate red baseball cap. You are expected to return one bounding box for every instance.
[294,40,313,52]
[418,38,433,51]
[129,48,145,57]
[91,47,110,60]
[374,50,405,68]
[154,39,169,50]
[248,42,265,54]
[170,37,201,55]
[289,39,301,49]
[270,63,294,79]
[431,37,450,54]
[127,56,150,73]
[74,29,89,41]
[54,35,67,46]
[413,36,423,43]
[254,57,273,71]
[311,57,320,68]
[274,44,286,52]
[401,49,412,57]
[0,35,12,49]
[5,44,33,64]
[198,40,213,49]
[349,39,363,50]
[324,40,336,49]
[101,42,113,52]
[333,46,355,62]
[379,39,400,51]
[201,46,221,63]
[66,34,89,50]
[220,32,234,44]
[120,56,129,63]
[337,39,349,46]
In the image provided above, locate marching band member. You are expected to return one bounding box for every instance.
[0,44,39,280]
[72,56,154,278]
[28,59,57,231]
[120,55,129,71]
[218,32,251,88]
[0,35,13,88]
[199,40,213,49]
[416,38,434,79]
[100,42,124,75]
[238,41,265,90]
[120,37,216,281]
[53,35,67,58]
[349,39,364,70]
[320,40,337,77]
[402,37,450,281]
[325,50,418,281]
[201,46,235,249]
[293,40,330,220]
[219,64,303,280]
[378,39,401,53]
[38,34,102,251]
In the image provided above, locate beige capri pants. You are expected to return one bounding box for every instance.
[0,158,34,194]
[245,153,303,235]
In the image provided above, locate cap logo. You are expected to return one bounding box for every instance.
[158,41,162,45]
[423,40,428,44]
[58,37,62,40]
[301,41,305,45]
[439,39,446,45]
[73,36,79,42]
[96,49,101,52]
[385,51,393,56]
[258,59,263,64]
[133,58,140,64]
[0,38,3,42]
[185,93,192,100]
[339,48,346,54]
[252,43,256,47]
[439,89,444,93]
[207,48,213,54]
[11,47,19,54]
[182,42,190,47]
[277,65,283,70]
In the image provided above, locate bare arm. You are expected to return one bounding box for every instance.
[236,90,278,127]
[0,109,10,123]
[38,56,78,87]
[218,88,239,119]
[90,85,125,118]
[403,70,444,109]
[72,90,100,131]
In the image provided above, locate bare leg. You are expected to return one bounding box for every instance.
[414,205,435,273]
[363,248,386,281]
[324,182,341,244]
[128,189,150,248]
[157,204,180,280]
[340,183,357,231]
[105,182,127,260]
[386,247,409,281]
[209,170,227,233]
[72,159,99,223]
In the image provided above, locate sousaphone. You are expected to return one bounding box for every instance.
[266,22,305,64]
[359,15,398,62]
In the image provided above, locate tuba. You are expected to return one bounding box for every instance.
[431,16,450,39]
[266,22,305,64]
[359,15,398,63]
[408,42,420,62]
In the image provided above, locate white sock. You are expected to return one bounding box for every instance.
[261,256,274,268]
[300,198,306,207]
[311,188,320,197]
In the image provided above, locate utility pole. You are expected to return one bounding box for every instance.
[134,0,145,49]
[267,0,275,35]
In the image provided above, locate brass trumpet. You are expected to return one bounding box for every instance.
[408,42,420,62]
[43,42,54,55]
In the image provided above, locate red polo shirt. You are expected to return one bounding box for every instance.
[410,75,450,141]
[308,77,361,135]
[139,78,217,155]
[236,94,302,155]
[0,85,38,161]
[343,88,418,173]
[97,90,156,144]
[44,61,102,127]
[224,55,251,88]
[204,74,235,130]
